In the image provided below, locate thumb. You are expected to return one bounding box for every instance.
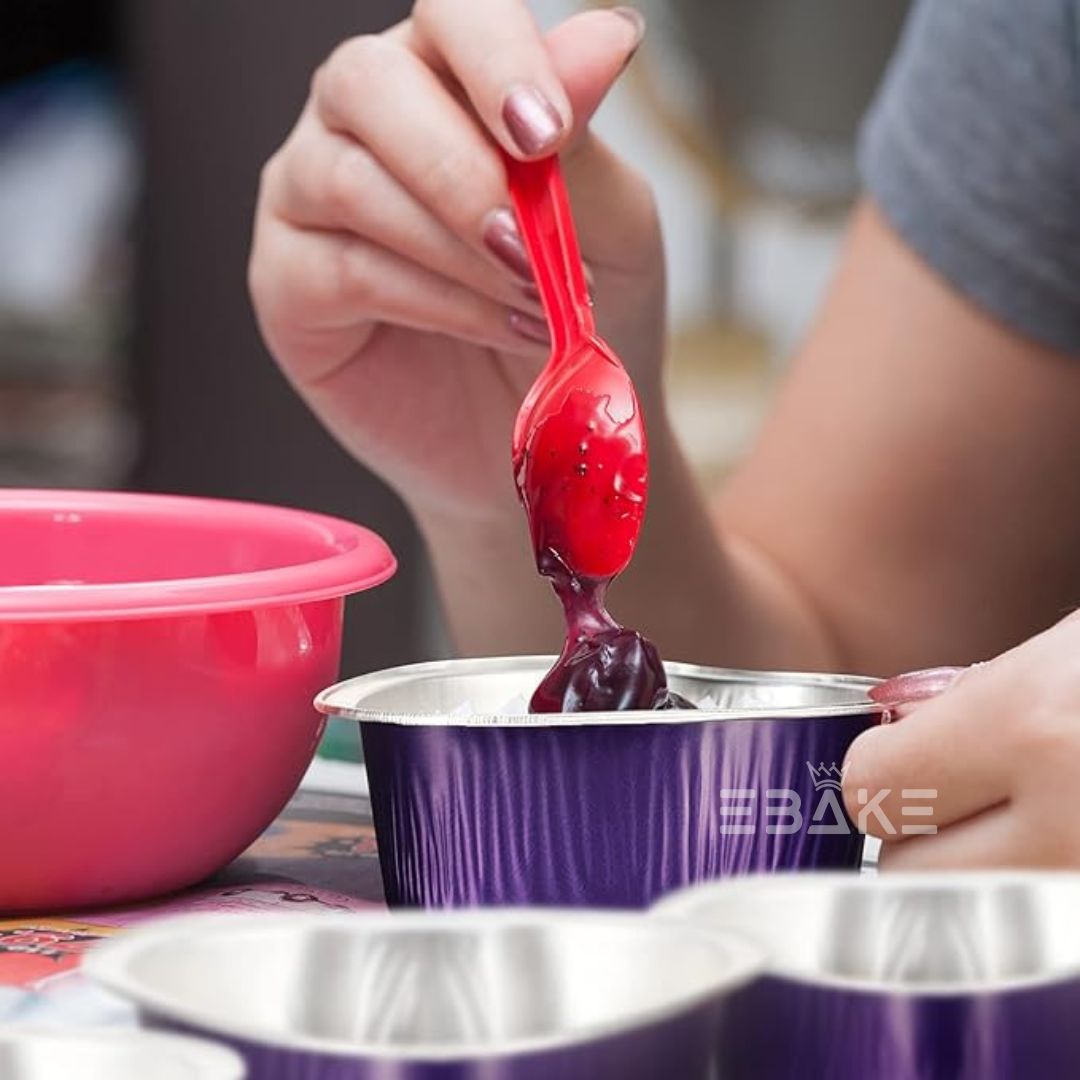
[542,9,657,274]
[545,7,645,144]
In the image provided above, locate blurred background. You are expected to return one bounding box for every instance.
[0,0,909,753]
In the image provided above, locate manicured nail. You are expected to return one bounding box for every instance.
[870,667,965,711]
[483,208,534,281]
[612,6,647,52]
[509,309,551,344]
[502,85,565,157]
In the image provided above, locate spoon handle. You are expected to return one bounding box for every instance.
[504,153,595,354]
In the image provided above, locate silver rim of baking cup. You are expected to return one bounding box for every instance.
[656,871,1080,996]
[315,656,883,727]
[85,910,764,1061]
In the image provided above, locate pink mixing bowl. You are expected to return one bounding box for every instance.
[0,490,396,913]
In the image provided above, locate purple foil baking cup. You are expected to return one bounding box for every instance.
[84,909,763,1080]
[656,871,1080,1080]
[316,658,881,909]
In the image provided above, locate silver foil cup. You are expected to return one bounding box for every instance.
[85,909,762,1080]
[658,871,1080,1080]
[0,1028,244,1079]
[316,658,880,908]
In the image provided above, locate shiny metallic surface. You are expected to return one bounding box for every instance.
[316,656,879,726]
[0,1028,245,1080]
[86,910,762,1079]
[659,872,1080,1079]
[317,658,881,907]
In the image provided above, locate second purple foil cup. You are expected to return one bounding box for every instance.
[658,872,1080,1080]
[316,658,881,909]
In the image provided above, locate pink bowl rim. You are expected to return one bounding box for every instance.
[0,489,397,622]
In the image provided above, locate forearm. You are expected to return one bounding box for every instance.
[718,203,1080,677]
[415,413,840,670]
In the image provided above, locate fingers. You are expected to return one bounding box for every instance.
[266,115,536,311]
[878,800,1076,871]
[849,614,1080,866]
[313,37,513,265]
[288,10,650,306]
[254,4,657,375]
[402,3,643,157]
[842,661,1015,839]
[878,805,1015,870]
[545,12,659,275]
[251,220,548,386]
[545,8,646,147]
[409,0,573,157]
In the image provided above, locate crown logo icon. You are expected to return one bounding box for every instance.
[806,761,847,791]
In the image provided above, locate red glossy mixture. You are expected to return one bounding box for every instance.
[515,387,646,580]
[515,384,694,713]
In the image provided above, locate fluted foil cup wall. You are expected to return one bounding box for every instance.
[317,658,880,908]
[658,872,1080,1080]
[85,910,763,1080]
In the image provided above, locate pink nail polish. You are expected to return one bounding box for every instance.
[483,208,534,281]
[502,86,565,157]
[509,309,551,344]
[869,667,965,710]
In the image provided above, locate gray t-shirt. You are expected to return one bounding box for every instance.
[859,0,1080,355]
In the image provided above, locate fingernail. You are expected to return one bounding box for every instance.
[483,208,534,281]
[502,85,565,157]
[612,6,647,52]
[869,667,966,710]
[509,309,551,344]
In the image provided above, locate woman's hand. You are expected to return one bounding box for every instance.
[248,0,662,523]
[843,611,1080,868]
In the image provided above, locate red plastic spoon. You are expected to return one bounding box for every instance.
[506,153,647,591]
[506,154,689,714]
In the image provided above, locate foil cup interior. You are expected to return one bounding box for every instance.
[85,911,762,1061]
[316,657,879,725]
[0,1029,244,1080]
[658,872,1080,993]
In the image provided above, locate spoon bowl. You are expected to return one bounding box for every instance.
[506,155,647,583]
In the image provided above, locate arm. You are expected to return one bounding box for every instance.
[432,200,1080,674]
[719,199,1080,674]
